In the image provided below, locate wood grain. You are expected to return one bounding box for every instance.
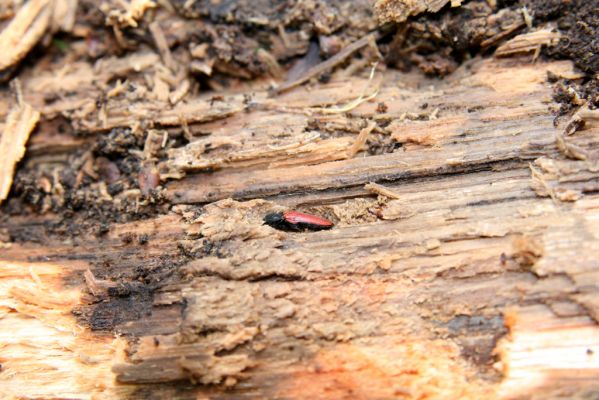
[1,54,598,399]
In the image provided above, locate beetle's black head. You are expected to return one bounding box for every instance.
[264,212,284,226]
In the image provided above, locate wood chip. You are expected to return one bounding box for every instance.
[0,98,40,203]
[495,28,560,57]
[52,0,78,32]
[556,133,589,161]
[83,269,117,297]
[347,121,376,158]
[149,20,175,71]
[0,0,53,72]
[152,75,170,102]
[105,0,156,28]
[169,79,191,105]
[566,107,599,135]
[481,22,525,48]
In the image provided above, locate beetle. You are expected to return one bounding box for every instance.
[264,211,334,231]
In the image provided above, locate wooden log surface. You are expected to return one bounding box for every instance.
[1,35,598,400]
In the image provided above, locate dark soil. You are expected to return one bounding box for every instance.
[383,0,597,76]
[380,0,597,117]
[1,125,171,240]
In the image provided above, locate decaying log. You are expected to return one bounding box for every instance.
[1,0,599,397]
[1,49,598,399]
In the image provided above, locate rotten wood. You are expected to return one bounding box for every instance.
[374,0,460,24]
[0,1,598,398]
[1,54,599,399]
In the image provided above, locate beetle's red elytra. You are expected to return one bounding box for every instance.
[264,211,333,231]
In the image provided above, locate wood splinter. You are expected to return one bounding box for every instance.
[365,182,402,199]
[0,81,39,204]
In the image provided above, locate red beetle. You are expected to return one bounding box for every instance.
[264,211,334,231]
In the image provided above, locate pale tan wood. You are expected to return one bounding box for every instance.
[495,28,561,57]
[0,98,39,203]
[0,0,52,72]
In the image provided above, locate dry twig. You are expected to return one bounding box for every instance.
[272,33,379,95]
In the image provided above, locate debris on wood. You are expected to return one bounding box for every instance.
[273,33,379,95]
[563,106,599,136]
[529,162,557,201]
[511,235,544,268]
[495,28,561,57]
[83,269,117,297]
[556,132,590,161]
[364,182,402,200]
[149,20,175,71]
[52,0,78,32]
[347,121,377,158]
[102,0,155,29]
[529,155,598,203]
[310,63,381,115]
[374,0,460,24]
